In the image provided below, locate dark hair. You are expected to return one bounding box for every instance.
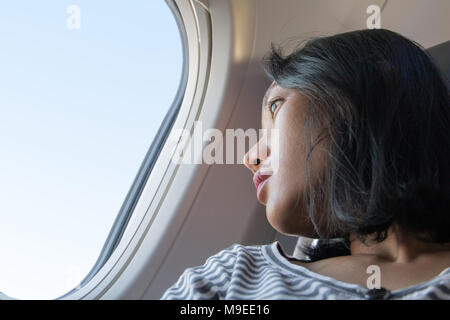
[263,29,450,261]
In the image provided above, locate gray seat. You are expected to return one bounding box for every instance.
[427,40,450,89]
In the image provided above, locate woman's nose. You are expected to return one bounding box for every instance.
[243,142,268,174]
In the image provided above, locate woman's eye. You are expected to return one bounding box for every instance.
[270,100,282,115]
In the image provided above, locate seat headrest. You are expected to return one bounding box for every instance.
[426,41,450,89]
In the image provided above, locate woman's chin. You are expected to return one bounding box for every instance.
[265,200,317,237]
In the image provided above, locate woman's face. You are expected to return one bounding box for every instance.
[243,82,328,236]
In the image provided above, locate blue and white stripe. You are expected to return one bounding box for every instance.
[161,241,450,300]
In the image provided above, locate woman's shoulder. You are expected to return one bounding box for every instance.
[160,243,274,300]
[193,242,273,275]
[162,241,366,299]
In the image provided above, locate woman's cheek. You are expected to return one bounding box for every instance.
[265,171,297,227]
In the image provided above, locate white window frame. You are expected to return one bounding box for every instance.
[59,0,217,300]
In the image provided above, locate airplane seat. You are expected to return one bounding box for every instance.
[287,40,450,260]
[426,40,450,89]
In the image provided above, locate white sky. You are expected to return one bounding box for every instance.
[0,1,182,299]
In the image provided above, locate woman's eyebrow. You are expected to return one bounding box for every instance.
[263,81,277,106]
[262,93,269,107]
[262,84,276,107]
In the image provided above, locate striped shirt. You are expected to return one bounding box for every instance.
[161,241,450,300]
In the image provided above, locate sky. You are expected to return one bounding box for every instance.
[0,1,182,299]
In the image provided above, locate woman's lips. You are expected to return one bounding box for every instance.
[253,173,272,202]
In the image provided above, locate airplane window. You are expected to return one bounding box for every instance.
[0,1,183,299]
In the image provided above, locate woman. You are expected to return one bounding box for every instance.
[161,29,450,299]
